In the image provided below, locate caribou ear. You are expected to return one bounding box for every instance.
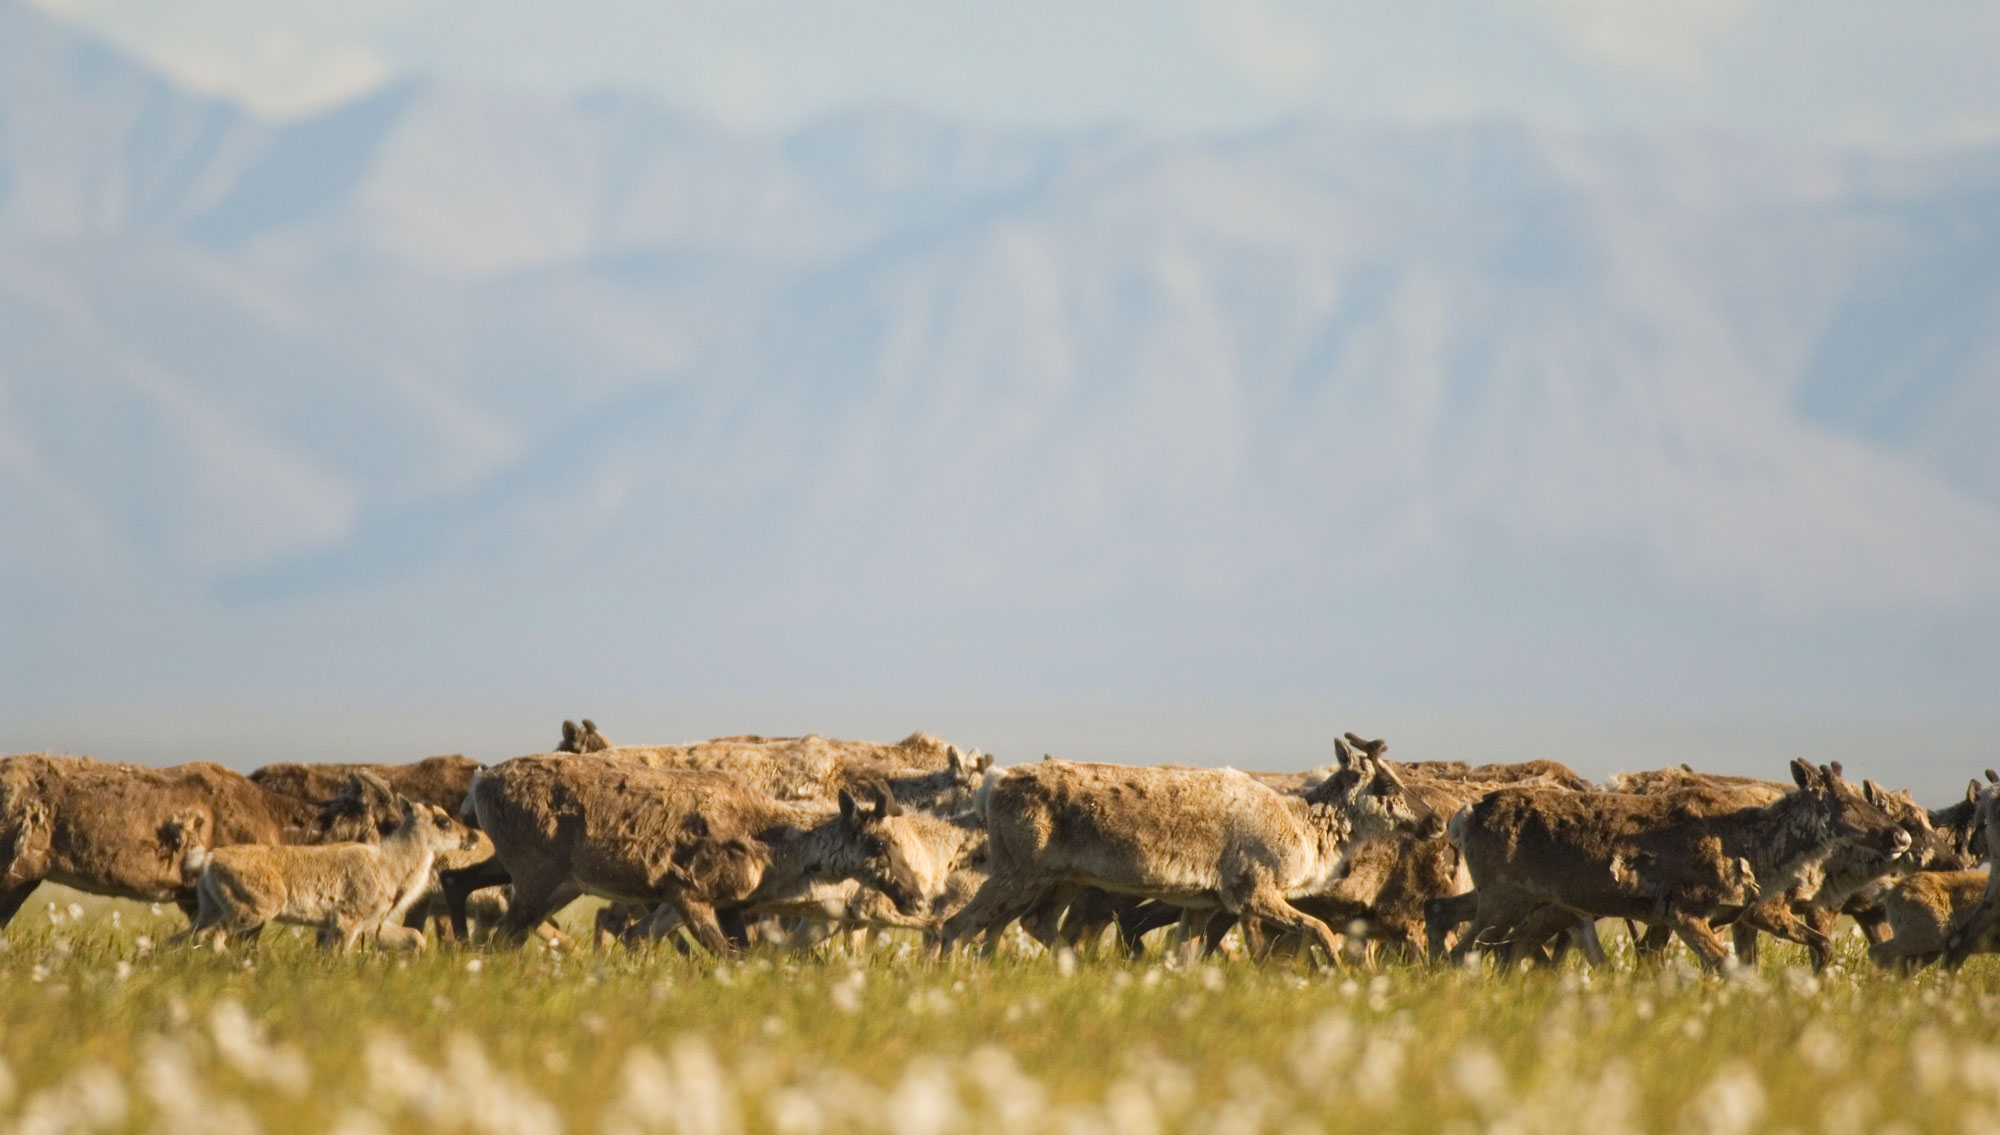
[1334,737,1355,769]
[1790,759,1815,790]
[1986,769,1999,784]
[1970,780,1983,804]
[975,752,993,774]
[353,769,396,801]
[581,718,597,733]
[1863,780,1882,806]
[1829,761,1845,781]
[1681,763,1695,773]
[838,789,859,825]
[874,780,903,818]
[561,720,579,749]
[948,746,965,776]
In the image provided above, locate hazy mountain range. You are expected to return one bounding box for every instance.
[4,0,1998,727]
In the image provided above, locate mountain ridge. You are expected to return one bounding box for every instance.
[3,2,1998,716]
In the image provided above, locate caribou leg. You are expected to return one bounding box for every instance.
[0,878,42,929]
[441,856,513,939]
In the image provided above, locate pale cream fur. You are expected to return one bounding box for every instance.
[184,788,479,952]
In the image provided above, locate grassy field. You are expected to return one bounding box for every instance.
[4,888,2000,1134]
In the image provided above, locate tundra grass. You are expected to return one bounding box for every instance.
[4,890,2000,1134]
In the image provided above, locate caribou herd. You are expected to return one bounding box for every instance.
[4,721,2000,973]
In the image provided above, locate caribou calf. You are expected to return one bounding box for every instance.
[1873,870,1990,972]
[182,784,479,951]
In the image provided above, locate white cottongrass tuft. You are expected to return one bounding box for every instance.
[605,1037,740,1135]
[1449,1042,1509,1110]
[14,1062,129,1135]
[208,1000,311,1096]
[1681,1064,1765,1135]
[361,1029,562,1135]
[886,1057,962,1135]
[140,1035,261,1135]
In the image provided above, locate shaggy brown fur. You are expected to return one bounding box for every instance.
[468,754,951,955]
[1446,761,1909,971]
[1943,773,2000,968]
[1605,765,1937,969]
[938,738,1431,965]
[607,812,990,951]
[249,754,484,814]
[1923,779,1988,867]
[184,789,480,952]
[440,729,986,938]
[0,753,401,925]
[1402,761,1594,792]
[1872,869,1989,972]
[1229,761,1596,965]
[592,731,990,814]
[1602,766,1784,795]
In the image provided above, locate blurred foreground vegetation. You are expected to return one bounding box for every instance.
[3,887,1999,1134]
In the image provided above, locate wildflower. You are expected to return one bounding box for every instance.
[669,1036,739,1135]
[965,1046,1048,1128]
[141,1034,262,1135]
[1287,1013,1353,1086]
[605,1048,674,1134]
[886,1057,961,1135]
[1682,1065,1764,1135]
[1449,1043,1509,1111]
[765,1088,826,1135]
[1103,1078,1161,1135]
[829,973,865,1014]
[1794,1024,1846,1074]
[362,1032,434,1110]
[324,1111,393,1135]
[209,1000,311,1096]
[1351,1033,1404,1109]
[443,1033,563,1135]
[1909,1027,1953,1092]
[70,1062,129,1130]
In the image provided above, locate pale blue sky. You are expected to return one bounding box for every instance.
[27,0,2000,142]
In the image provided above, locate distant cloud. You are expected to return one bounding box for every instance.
[22,0,2000,142]
[1509,0,1753,83]
[26,0,398,118]
[1187,0,1328,97]
[145,28,392,116]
